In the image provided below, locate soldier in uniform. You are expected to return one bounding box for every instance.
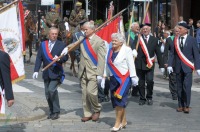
[46,4,61,28]
[69,1,87,34]
[45,4,61,39]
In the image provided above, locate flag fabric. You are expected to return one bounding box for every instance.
[96,17,120,44]
[0,5,25,83]
[118,17,126,40]
[18,0,26,55]
[129,10,135,41]
[144,10,151,24]
[0,3,25,114]
[107,1,114,20]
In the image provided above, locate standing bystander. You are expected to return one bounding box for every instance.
[196,20,200,53]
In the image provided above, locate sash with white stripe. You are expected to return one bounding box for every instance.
[24,10,30,19]
[0,86,5,114]
[139,36,155,68]
[174,37,194,70]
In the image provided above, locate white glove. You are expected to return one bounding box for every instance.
[197,70,200,76]
[53,55,60,61]
[160,68,165,73]
[167,67,173,74]
[131,76,139,86]
[61,47,68,55]
[101,78,105,89]
[132,49,138,57]
[97,76,102,83]
[32,72,38,79]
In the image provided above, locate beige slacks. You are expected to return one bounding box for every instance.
[81,71,102,117]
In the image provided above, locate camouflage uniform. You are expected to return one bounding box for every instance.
[69,9,87,33]
[44,11,61,38]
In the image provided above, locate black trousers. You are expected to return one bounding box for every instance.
[136,68,154,101]
[44,79,60,114]
[98,78,109,101]
[169,71,177,98]
[176,70,192,108]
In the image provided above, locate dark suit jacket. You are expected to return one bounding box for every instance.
[134,35,164,70]
[163,37,174,65]
[72,31,84,56]
[168,35,200,73]
[34,40,68,80]
[0,51,14,101]
[72,31,84,43]
[125,32,138,50]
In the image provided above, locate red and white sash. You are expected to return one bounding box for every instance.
[174,37,194,70]
[139,36,155,68]
[24,10,30,19]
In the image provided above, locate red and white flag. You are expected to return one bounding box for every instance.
[0,2,25,114]
[96,17,120,44]
[96,16,125,44]
[18,0,26,55]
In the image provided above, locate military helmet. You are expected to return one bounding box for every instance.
[50,4,56,9]
[76,1,82,7]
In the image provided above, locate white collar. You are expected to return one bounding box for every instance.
[49,40,56,44]
[88,34,95,40]
[180,34,187,39]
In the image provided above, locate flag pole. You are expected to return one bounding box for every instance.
[126,3,134,46]
[41,7,128,72]
[0,0,18,13]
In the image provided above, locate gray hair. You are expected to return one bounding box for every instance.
[164,30,171,36]
[111,33,125,43]
[83,21,95,30]
[49,27,59,33]
[131,22,139,28]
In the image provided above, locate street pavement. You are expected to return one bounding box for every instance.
[0,53,200,132]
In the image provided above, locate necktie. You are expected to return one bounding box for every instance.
[49,42,53,51]
[180,37,184,51]
[144,36,148,44]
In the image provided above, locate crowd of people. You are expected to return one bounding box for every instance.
[32,2,200,132]
[1,1,200,132]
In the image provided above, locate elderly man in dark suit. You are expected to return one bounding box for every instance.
[168,23,200,113]
[0,50,14,109]
[32,27,68,120]
[162,30,177,100]
[134,23,164,105]
[126,22,140,97]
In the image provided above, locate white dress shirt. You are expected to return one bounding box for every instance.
[179,34,187,46]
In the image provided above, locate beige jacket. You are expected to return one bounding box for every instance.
[78,34,106,80]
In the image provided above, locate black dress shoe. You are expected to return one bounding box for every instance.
[104,96,110,102]
[47,114,53,119]
[147,99,153,105]
[139,100,145,105]
[172,97,177,100]
[132,92,139,97]
[51,113,60,120]
[98,99,103,103]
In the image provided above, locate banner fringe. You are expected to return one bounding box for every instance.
[12,75,25,84]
